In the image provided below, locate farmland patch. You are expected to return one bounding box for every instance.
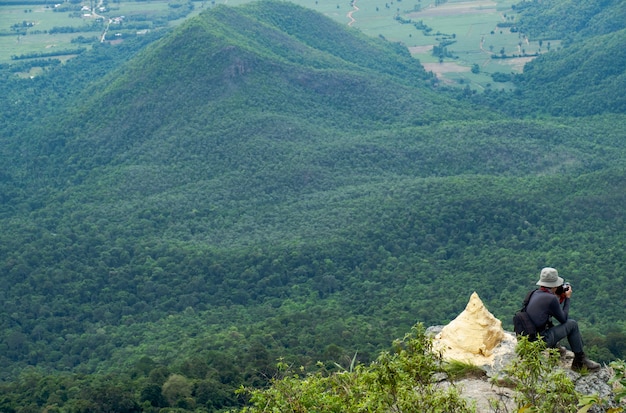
[407,1,498,18]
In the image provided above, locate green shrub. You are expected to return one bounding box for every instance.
[501,337,578,412]
[236,323,475,412]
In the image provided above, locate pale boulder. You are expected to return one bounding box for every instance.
[433,292,509,365]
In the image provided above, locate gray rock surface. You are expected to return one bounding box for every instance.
[428,325,617,412]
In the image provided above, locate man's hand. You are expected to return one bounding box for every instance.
[564,285,573,298]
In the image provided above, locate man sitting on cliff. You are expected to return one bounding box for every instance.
[526,267,600,372]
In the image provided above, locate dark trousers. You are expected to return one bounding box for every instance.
[542,319,584,354]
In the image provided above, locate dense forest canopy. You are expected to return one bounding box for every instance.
[508,28,626,116]
[1,0,625,411]
[515,0,626,39]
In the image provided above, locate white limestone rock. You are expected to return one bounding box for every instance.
[433,292,511,366]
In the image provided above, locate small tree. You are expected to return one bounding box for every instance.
[162,374,193,408]
[501,337,578,412]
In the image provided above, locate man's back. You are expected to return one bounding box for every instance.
[526,289,568,330]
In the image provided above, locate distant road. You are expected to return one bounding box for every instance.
[90,0,111,42]
[347,0,358,26]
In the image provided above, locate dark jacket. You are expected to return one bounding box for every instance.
[525,289,570,331]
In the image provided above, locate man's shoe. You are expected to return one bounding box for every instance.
[572,352,600,371]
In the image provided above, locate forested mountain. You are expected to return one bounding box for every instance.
[1,1,625,411]
[513,28,626,116]
[480,0,626,116]
[515,0,626,39]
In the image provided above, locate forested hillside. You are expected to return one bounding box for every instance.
[475,0,626,117]
[1,1,625,412]
[510,28,626,116]
[515,0,626,39]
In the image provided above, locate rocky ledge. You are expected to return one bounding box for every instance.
[427,292,618,413]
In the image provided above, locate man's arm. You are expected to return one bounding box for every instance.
[560,285,572,320]
[561,297,570,318]
[550,296,568,324]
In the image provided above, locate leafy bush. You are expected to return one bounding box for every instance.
[236,324,475,412]
[500,337,578,412]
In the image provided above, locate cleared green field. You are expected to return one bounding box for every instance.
[340,0,550,89]
[0,3,97,63]
[0,0,560,88]
[280,0,560,89]
[0,0,198,64]
[108,0,172,16]
[1,31,89,55]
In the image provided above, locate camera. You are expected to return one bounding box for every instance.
[555,282,571,295]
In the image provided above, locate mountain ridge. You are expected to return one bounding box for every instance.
[512,28,626,116]
[21,2,497,192]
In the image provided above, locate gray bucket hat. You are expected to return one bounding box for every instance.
[536,267,564,287]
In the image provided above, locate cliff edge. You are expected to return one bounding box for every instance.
[428,292,617,412]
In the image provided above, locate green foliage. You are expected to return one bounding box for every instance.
[576,359,626,412]
[516,0,625,40]
[610,360,626,405]
[442,360,486,381]
[237,324,475,413]
[502,337,578,412]
[465,1,626,117]
[0,1,626,412]
[11,48,86,60]
[491,72,513,83]
[512,29,626,116]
